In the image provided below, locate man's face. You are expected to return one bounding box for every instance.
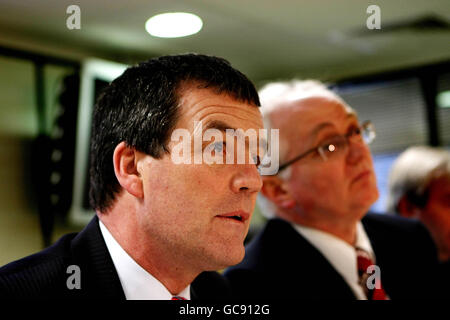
[272,96,379,222]
[421,175,450,256]
[137,86,263,271]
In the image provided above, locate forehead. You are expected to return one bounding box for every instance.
[176,85,263,131]
[270,96,357,138]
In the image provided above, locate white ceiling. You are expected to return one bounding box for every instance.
[0,0,449,84]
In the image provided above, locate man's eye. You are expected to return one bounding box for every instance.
[313,143,336,159]
[319,137,346,154]
[213,142,225,153]
[324,143,337,153]
[319,138,339,152]
[204,141,225,154]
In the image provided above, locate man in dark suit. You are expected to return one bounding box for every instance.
[0,54,265,299]
[225,80,441,299]
[387,146,450,264]
[387,146,450,298]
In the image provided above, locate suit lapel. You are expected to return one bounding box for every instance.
[70,215,126,300]
[261,219,357,299]
[190,284,199,300]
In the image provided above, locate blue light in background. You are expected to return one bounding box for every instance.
[370,152,401,214]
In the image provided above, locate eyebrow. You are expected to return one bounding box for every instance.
[202,119,268,153]
[304,113,358,151]
[202,120,236,133]
[310,113,357,138]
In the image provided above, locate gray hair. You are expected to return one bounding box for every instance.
[257,79,350,218]
[258,79,347,116]
[386,146,450,213]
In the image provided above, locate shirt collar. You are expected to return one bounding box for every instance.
[291,221,375,299]
[99,220,191,300]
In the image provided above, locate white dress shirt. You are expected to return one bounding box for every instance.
[99,221,191,300]
[292,221,375,300]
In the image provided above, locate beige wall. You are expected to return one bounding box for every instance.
[0,56,81,266]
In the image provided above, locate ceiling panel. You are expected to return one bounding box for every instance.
[0,0,449,83]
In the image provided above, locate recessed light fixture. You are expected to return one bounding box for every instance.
[437,91,450,108]
[145,12,203,38]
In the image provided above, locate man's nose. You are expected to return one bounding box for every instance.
[230,164,263,194]
[346,139,368,165]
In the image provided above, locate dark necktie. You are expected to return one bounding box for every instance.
[171,296,187,300]
[356,248,388,300]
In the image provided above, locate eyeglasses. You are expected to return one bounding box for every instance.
[278,120,376,172]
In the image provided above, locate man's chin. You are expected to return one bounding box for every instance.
[355,188,379,209]
[205,246,246,271]
[228,248,246,266]
[368,189,380,209]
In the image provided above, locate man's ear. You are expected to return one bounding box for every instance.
[113,142,144,199]
[261,176,296,209]
[397,195,421,219]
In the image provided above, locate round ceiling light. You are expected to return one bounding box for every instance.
[145,12,203,38]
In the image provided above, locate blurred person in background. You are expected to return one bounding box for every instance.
[225,80,441,299]
[387,146,450,266]
[0,53,264,300]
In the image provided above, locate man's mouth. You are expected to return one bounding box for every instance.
[352,170,371,183]
[215,210,250,223]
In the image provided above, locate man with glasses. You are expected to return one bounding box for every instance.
[225,80,439,300]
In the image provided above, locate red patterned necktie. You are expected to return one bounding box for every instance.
[356,248,388,300]
[171,296,187,300]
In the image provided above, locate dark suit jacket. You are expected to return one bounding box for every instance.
[225,213,443,299]
[0,216,230,300]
